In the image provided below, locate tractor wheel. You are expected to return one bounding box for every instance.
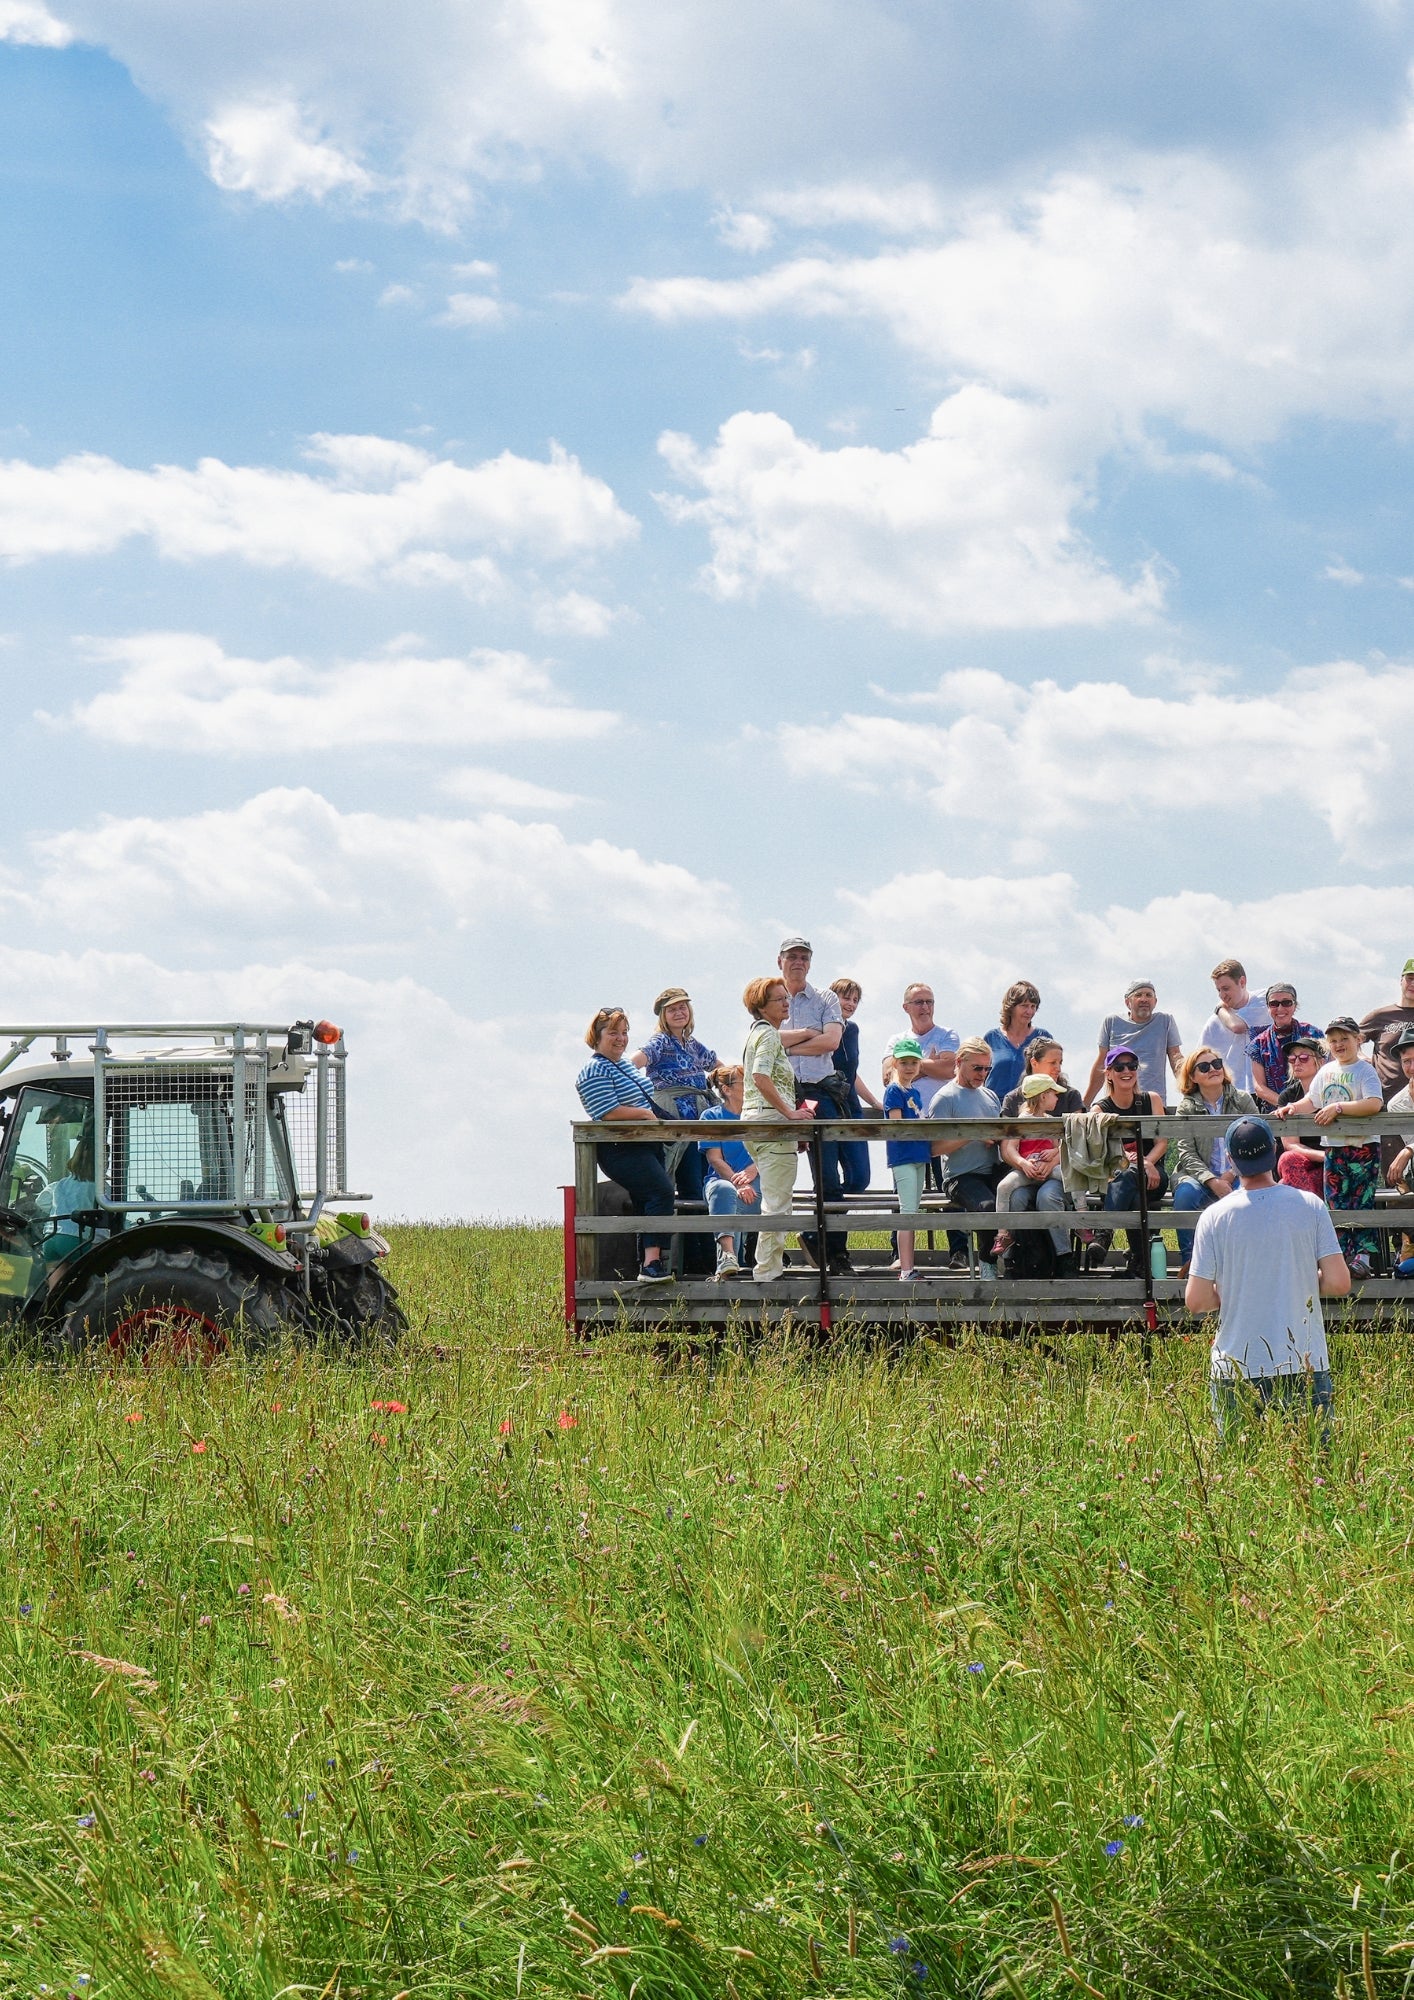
[58,1248,291,1364]
[324,1264,408,1343]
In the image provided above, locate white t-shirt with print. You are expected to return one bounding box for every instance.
[1308,1058,1383,1149]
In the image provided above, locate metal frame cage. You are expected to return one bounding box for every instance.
[0,1021,357,1220]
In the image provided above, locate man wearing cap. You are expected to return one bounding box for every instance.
[776,936,851,1274]
[1247,984,1323,1106]
[1085,983,1182,1106]
[1186,1116,1349,1438]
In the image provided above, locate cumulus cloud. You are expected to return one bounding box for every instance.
[778,658,1414,857]
[829,867,1414,1064]
[440,766,585,811]
[50,633,617,753]
[0,0,73,45]
[0,432,636,590]
[205,98,373,201]
[629,110,1414,451]
[7,787,738,944]
[438,291,505,328]
[658,392,1163,632]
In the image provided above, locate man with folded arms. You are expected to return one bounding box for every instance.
[776,934,851,1275]
[1186,1116,1349,1439]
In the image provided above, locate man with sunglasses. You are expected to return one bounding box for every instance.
[1248,984,1322,1106]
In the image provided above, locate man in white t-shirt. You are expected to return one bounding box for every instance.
[1185,1115,1349,1438]
[1198,958,1270,1095]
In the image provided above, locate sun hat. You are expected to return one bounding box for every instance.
[889,1036,924,1061]
[1104,1044,1139,1068]
[1225,1116,1277,1176]
[1021,1073,1061,1100]
[1403,958,1414,974]
[778,934,812,954]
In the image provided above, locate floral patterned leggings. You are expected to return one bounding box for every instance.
[1323,1143,1381,1261]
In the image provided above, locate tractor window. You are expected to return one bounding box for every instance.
[119,1100,229,1206]
[2,1090,95,1225]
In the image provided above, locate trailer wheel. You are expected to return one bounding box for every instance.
[58,1248,289,1362]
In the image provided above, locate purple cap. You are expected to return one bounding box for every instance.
[1104,1045,1139,1067]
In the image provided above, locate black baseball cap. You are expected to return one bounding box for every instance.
[1225,1116,1277,1176]
[1325,1015,1361,1038]
[1390,1023,1414,1054]
[1286,1035,1323,1057]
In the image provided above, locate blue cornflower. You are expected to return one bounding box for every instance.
[306,1791,316,1800]
[1123,1814,1143,1829]
[347,1850,359,1862]
[512,1524,523,1533]
[617,1890,630,1906]
[76,1813,96,1828]
[17,1604,30,1618]
[966,1662,985,1674]
[693,1834,707,1846]
[1105,1839,1124,1856]
[889,1936,910,1954]
[912,1964,928,1982]
[633,1851,645,1862]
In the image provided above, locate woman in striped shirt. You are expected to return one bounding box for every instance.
[576,1008,675,1284]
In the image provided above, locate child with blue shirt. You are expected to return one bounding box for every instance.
[884,1037,933,1282]
[698,1064,760,1279]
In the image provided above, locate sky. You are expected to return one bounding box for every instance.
[2,0,1414,1215]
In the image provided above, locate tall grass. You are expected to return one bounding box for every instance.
[2,1223,1414,1997]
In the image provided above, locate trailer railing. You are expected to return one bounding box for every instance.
[566,1112,1414,1332]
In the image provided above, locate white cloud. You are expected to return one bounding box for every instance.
[438,291,505,327]
[713,207,774,253]
[778,658,1414,858]
[756,179,945,233]
[529,588,622,635]
[334,256,373,273]
[628,111,1414,452]
[451,259,498,280]
[0,0,73,45]
[440,766,585,811]
[205,98,374,202]
[0,432,636,586]
[830,867,1414,1068]
[50,632,617,753]
[377,282,418,307]
[658,391,1163,632]
[8,787,738,945]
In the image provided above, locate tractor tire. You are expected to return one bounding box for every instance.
[57,1248,291,1363]
[323,1264,408,1343]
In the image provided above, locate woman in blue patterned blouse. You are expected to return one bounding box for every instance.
[633,986,719,1202]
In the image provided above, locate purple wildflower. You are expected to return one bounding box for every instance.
[1105,1839,1123,1856]
[889,1936,909,1954]
[966,1662,985,1674]
[76,1813,96,1828]
[617,1889,630,1906]
[1123,1814,1143,1829]
[693,1834,707,1846]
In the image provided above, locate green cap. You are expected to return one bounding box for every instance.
[889,1035,923,1061]
[1403,958,1414,975]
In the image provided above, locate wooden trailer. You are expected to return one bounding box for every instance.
[565,1111,1414,1333]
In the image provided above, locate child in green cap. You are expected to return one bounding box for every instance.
[884,1037,932,1281]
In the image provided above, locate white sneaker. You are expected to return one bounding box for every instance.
[898,1268,922,1283]
[715,1252,741,1280]
[753,1268,785,1284]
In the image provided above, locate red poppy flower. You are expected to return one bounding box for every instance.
[557,1411,577,1429]
[124,1412,143,1424]
[191,1440,208,1455]
[498,1418,513,1436]
[370,1400,408,1414]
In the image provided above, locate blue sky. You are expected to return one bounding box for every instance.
[2,0,1414,1213]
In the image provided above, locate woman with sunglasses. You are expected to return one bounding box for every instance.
[1170,1046,1259,1274]
[1092,1046,1169,1275]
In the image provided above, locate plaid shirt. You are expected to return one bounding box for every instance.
[1246,1019,1321,1095]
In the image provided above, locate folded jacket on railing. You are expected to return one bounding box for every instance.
[1059,1110,1130,1198]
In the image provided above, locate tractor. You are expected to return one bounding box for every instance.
[0,1018,404,1359]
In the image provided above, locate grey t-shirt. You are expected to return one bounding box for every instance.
[926,1079,1001,1181]
[1191,1183,1340,1380]
[1097,1011,1181,1102]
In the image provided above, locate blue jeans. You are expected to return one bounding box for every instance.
[800,1094,848,1263]
[1211,1369,1334,1443]
[1172,1176,1217,1260]
[837,1135,872,1195]
[706,1177,754,1260]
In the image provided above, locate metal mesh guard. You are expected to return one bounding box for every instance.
[101,1056,269,1208]
[278,1057,346,1200]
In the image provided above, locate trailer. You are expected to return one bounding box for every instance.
[565,1111,1414,1333]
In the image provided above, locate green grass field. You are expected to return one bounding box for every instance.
[4,1224,1414,1999]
